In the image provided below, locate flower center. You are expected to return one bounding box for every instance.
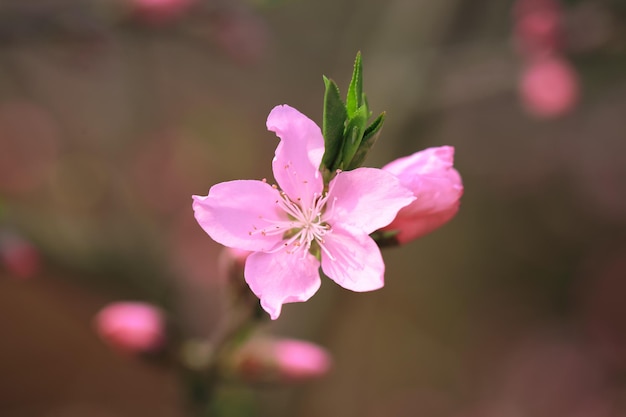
[251,190,334,258]
[277,191,332,256]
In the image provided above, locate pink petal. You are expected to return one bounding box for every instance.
[192,180,286,252]
[382,146,463,215]
[383,146,455,177]
[326,167,415,234]
[321,227,385,292]
[392,202,460,244]
[267,105,324,208]
[245,251,321,320]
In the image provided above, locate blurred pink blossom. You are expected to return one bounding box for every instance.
[94,302,165,354]
[519,57,579,117]
[274,339,332,380]
[0,233,41,279]
[514,9,562,57]
[193,104,414,319]
[232,337,331,382]
[218,247,251,282]
[513,0,561,20]
[212,11,268,66]
[381,146,463,244]
[131,0,193,24]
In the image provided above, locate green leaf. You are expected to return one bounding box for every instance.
[346,52,363,118]
[346,111,385,170]
[321,75,348,173]
[341,104,368,168]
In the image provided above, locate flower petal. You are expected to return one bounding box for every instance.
[320,227,385,292]
[380,146,463,243]
[245,251,321,320]
[391,202,460,243]
[325,167,415,234]
[192,180,286,252]
[382,146,463,215]
[267,105,324,208]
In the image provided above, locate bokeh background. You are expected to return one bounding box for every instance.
[2,0,626,416]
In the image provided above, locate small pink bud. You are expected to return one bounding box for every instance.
[0,233,41,279]
[212,12,268,66]
[220,247,252,268]
[519,57,579,118]
[514,10,562,57]
[94,302,165,354]
[218,247,252,297]
[231,337,331,383]
[381,146,463,244]
[274,339,332,380]
[131,0,193,25]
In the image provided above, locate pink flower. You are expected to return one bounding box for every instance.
[231,337,331,382]
[131,0,192,24]
[519,57,579,118]
[0,232,41,279]
[514,9,562,58]
[274,339,331,380]
[94,302,165,354]
[193,105,415,319]
[381,146,463,244]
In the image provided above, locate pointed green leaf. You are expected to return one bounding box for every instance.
[321,75,348,172]
[346,52,363,118]
[341,104,368,168]
[362,93,372,118]
[346,111,385,170]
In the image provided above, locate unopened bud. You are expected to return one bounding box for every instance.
[519,56,579,118]
[380,146,463,245]
[0,232,41,279]
[218,247,253,298]
[229,337,332,383]
[130,0,193,25]
[94,302,165,355]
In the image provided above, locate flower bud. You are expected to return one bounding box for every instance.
[0,232,41,279]
[381,146,463,244]
[229,337,332,383]
[218,247,251,281]
[514,9,562,58]
[94,302,165,354]
[519,56,579,118]
[130,0,193,25]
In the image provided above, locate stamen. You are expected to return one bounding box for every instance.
[251,187,335,259]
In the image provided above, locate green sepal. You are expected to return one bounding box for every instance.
[346,52,363,118]
[370,228,400,248]
[340,104,368,168]
[346,111,385,170]
[321,75,348,174]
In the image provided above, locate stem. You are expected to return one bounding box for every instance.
[179,290,266,417]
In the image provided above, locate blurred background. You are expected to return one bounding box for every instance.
[1,0,626,416]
